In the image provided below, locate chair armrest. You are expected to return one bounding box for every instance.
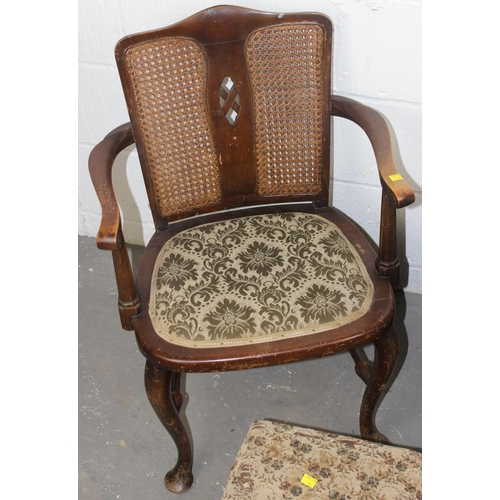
[88,123,135,250]
[330,94,415,208]
[88,123,140,330]
[330,95,416,288]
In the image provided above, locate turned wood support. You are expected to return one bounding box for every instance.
[359,326,399,443]
[112,239,141,330]
[376,191,400,288]
[88,123,141,330]
[144,361,193,494]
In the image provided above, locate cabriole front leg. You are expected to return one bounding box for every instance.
[144,361,193,493]
[359,325,399,444]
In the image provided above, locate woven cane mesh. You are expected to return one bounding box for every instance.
[124,38,222,217]
[246,24,325,197]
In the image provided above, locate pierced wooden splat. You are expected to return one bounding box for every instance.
[219,75,241,126]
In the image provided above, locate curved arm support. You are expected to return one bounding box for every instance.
[330,95,416,288]
[330,95,415,208]
[88,123,140,330]
[88,123,136,250]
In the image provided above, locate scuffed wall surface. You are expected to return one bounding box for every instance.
[78,0,421,292]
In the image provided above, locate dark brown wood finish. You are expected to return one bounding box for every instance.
[205,38,256,199]
[89,123,140,329]
[359,325,400,443]
[115,6,332,229]
[330,94,415,288]
[144,361,193,493]
[131,204,395,373]
[88,123,135,250]
[88,5,416,493]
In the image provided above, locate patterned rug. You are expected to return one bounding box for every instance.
[222,420,422,500]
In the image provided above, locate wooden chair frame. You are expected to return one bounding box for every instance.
[88,5,415,494]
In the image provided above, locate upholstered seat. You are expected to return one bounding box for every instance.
[149,212,374,348]
[132,204,395,375]
[223,420,422,500]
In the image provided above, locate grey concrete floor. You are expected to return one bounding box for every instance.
[79,234,421,500]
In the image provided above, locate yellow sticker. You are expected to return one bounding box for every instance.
[301,474,318,489]
[389,173,403,182]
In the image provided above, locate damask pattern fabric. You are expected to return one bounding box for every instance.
[149,213,374,348]
[222,420,422,500]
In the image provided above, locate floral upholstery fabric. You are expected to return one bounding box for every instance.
[222,420,422,500]
[149,213,374,348]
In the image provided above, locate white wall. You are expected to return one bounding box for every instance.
[78,0,422,293]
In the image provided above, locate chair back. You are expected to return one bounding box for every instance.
[115,6,333,227]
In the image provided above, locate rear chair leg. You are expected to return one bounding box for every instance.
[349,348,372,384]
[144,361,193,493]
[359,325,399,444]
[171,372,183,413]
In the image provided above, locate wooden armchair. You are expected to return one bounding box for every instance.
[88,5,415,494]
